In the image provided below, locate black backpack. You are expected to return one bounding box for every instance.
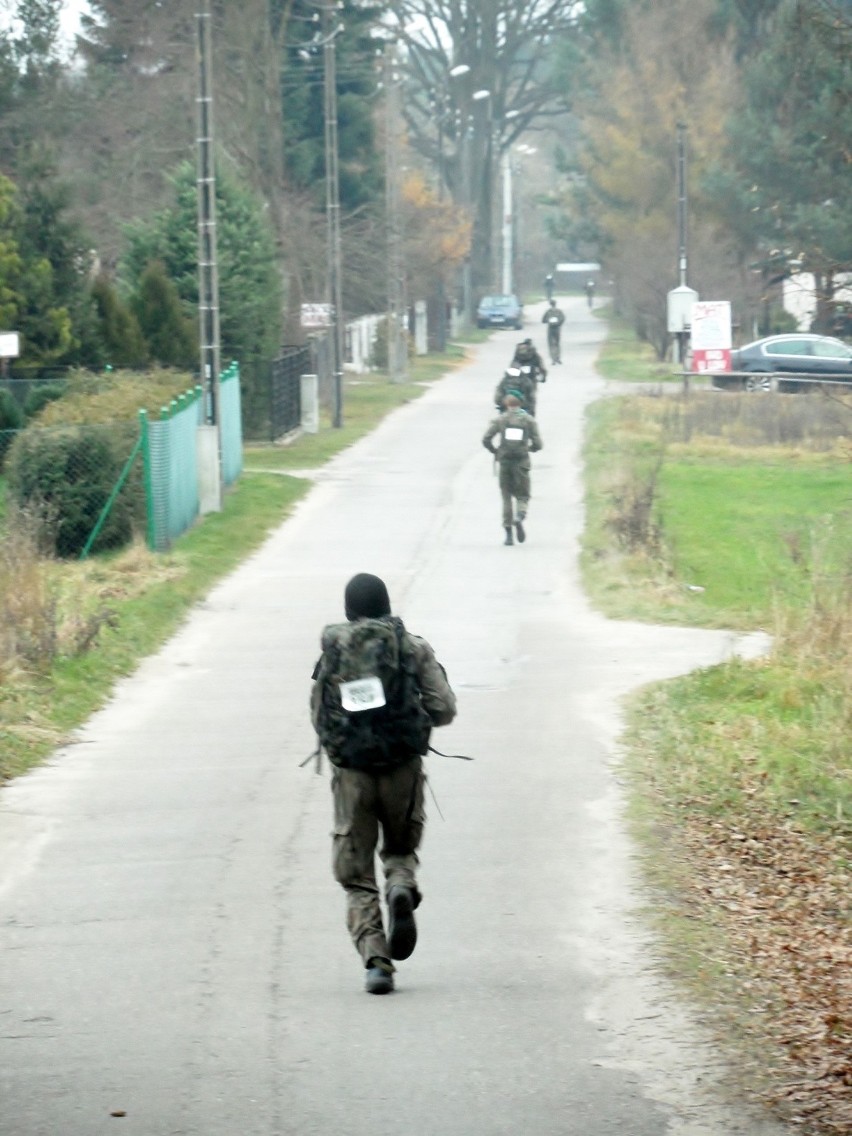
[313,617,432,770]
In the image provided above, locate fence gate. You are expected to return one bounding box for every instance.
[270,346,310,440]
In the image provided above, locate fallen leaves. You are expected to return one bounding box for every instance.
[661,802,851,1134]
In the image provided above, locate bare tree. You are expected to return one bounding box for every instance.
[388,1,580,297]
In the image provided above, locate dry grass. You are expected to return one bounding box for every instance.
[648,385,852,455]
[0,505,59,678]
[0,507,183,684]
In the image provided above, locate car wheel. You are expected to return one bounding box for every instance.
[744,373,773,392]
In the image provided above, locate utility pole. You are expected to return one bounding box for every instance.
[196,4,221,430]
[196,2,222,512]
[323,1,344,427]
[435,94,447,352]
[675,122,690,364]
[676,122,688,288]
[385,42,407,382]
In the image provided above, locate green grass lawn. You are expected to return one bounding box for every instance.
[659,459,850,625]
[581,335,851,833]
[581,393,851,630]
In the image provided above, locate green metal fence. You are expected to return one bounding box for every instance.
[140,364,243,551]
[141,387,204,552]
[220,361,243,487]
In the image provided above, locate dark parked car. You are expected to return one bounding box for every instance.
[477,294,523,330]
[714,333,852,391]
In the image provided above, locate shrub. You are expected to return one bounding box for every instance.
[23,382,66,420]
[5,424,141,558]
[32,368,194,426]
[0,387,24,468]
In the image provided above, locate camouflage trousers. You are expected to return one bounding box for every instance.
[330,757,425,966]
[498,458,531,527]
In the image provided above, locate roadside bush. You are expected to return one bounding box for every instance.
[5,424,141,558]
[23,382,67,420]
[6,368,191,559]
[0,387,24,467]
[32,368,194,426]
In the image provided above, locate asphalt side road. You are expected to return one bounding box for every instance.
[0,298,788,1136]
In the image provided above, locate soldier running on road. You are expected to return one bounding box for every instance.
[482,394,543,546]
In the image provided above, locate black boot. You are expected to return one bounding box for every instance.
[365,957,394,995]
[504,526,514,545]
[387,885,418,960]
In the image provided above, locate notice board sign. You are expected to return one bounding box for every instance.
[690,301,732,371]
[0,331,20,358]
[300,303,332,330]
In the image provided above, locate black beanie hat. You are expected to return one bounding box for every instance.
[344,573,391,621]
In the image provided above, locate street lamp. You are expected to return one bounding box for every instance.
[432,64,471,349]
[462,88,492,320]
[498,114,523,297]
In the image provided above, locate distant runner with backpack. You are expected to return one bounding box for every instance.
[494,364,537,415]
[482,392,543,545]
[542,299,565,364]
[310,573,457,995]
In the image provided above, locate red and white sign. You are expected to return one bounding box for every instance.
[690,301,731,371]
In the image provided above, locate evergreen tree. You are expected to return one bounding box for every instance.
[0,171,78,367]
[121,161,282,425]
[710,0,852,326]
[0,0,64,173]
[278,0,386,210]
[0,176,24,331]
[16,154,97,366]
[131,260,197,370]
[90,276,149,369]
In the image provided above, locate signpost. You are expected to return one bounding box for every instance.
[0,331,20,377]
[301,303,333,330]
[690,300,732,372]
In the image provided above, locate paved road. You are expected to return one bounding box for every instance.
[0,298,787,1136]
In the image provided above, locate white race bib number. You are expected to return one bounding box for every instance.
[504,427,524,442]
[339,676,386,712]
